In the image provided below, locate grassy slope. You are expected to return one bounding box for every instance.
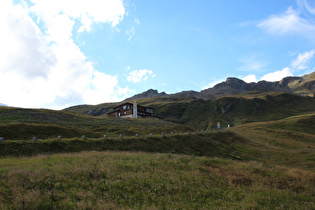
[0,112,314,170]
[64,102,120,116]
[0,132,248,160]
[0,107,192,140]
[232,113,315,170]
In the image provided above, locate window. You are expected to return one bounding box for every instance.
[123,105,126,109]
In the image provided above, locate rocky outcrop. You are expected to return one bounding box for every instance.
[221,102,234,114]
[279,76,302,87]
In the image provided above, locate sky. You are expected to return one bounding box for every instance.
[0,0,315,109]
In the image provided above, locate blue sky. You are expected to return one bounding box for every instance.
[0,0,315,109]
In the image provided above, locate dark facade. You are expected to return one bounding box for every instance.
[108,102,158,119]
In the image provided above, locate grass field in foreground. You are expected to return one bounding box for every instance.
[0,151,313,209]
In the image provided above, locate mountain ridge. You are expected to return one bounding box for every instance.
[125,72,315,101]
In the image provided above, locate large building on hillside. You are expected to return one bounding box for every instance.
[108,101,159,119]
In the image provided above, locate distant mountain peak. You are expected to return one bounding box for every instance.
[226,77,245,83]
[145,89,161,95]
[213,77,248,90]
[124,89,167,101]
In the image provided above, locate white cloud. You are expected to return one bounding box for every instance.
[261,67,293,82]
[77,13,93,33]
[0,0,128,109]
[0,3,55,79]
[83,71,124,105]
[127,69,154,83]
[117,87,135,98]
[242,75,257,83]
[258,6,315,37]
[30,0,125,32]
[291,49,315,70]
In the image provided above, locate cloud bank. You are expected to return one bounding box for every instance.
[0,0,129,109]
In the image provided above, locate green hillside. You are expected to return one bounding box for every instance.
[64,102,120,116]
[0,107,192,140]
[124,92,315,129]
[1,108,314,170]
[65,92,315,131]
